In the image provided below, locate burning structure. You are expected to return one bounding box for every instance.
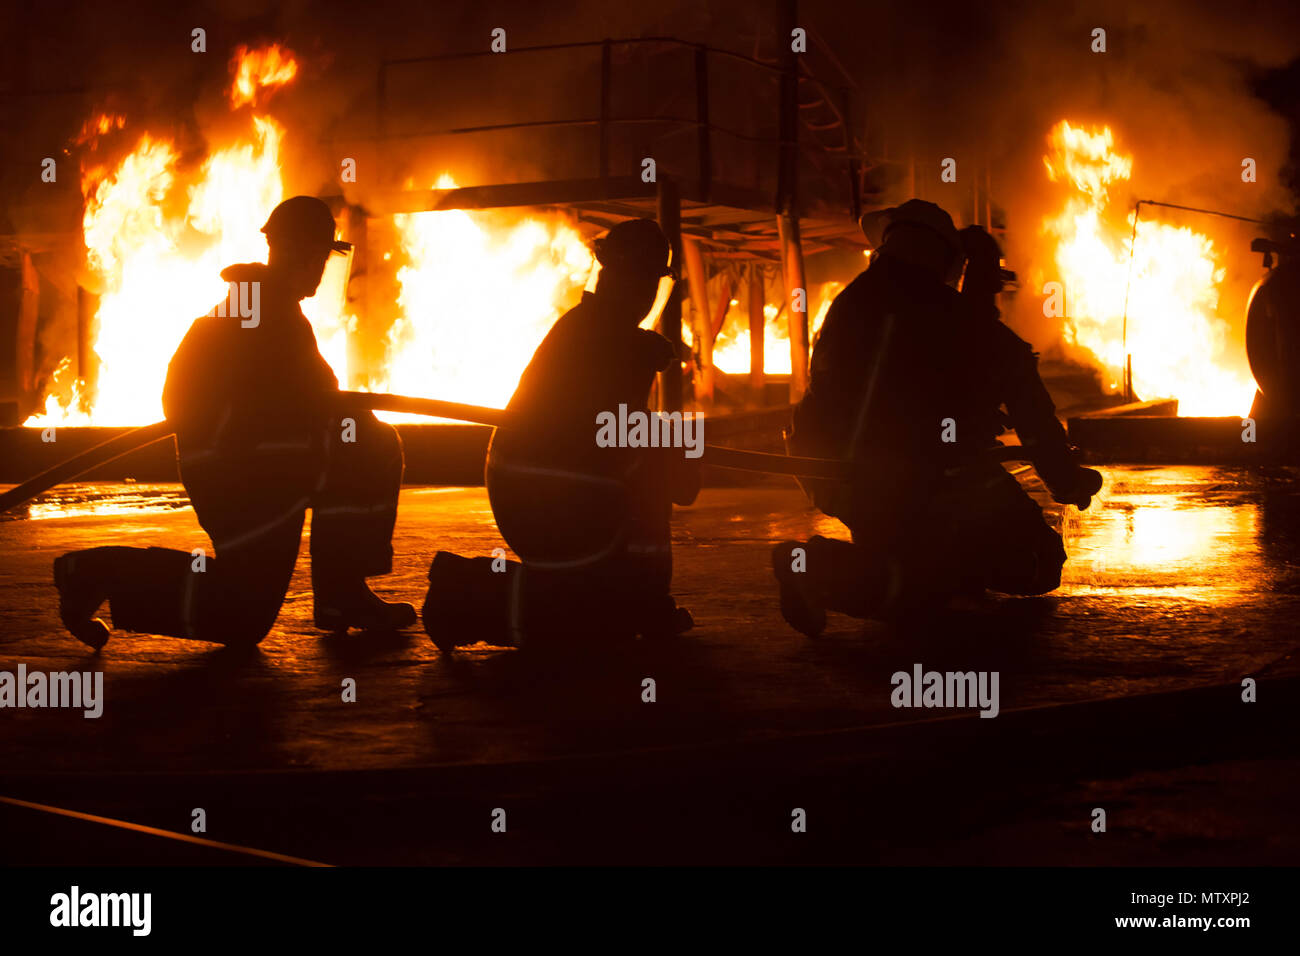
[7,34,877,435]
[4,4,1298,447]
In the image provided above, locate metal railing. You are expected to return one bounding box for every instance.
[376,36,866,216]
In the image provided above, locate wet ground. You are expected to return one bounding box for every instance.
[2,466,1298,864]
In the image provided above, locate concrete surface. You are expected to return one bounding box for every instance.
[1,466,1298,864]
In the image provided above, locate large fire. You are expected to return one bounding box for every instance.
[26,47,596,427]
[1041,120,1255,416]
[710,284,840,376]
[26,117,292,426]
[377,175,594,412]
[52,62,1235,430]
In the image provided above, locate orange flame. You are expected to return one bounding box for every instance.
[709,282,840,376]
[27,119,299,427]
[73,113,126,147]
[229,44,299,108]
[34,38,837,427]
[26,46,345,427]
[369,175,595,415]
[1041,120,1254,416]
[1043,122,1131,203]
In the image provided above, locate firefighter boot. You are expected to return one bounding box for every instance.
[52,552,112,650]
[103,547,199,639]
[312,570,416,634]
[53,546,195,647]
[635,595,695,638]
[421,551,518,652]
[771,540,827,638]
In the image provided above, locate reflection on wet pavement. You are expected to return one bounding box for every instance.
[7,468,1299,606]
[1,466,1297,777]
[4,483,191,521]
[1062,471,1263,598]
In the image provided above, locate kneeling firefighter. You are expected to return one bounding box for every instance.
[423,218,700,650]
[773,201,1103,635]
[53,196,415,649]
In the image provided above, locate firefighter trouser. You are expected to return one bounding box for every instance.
[80,413,403,646]
[805,461,1067,618]
[480,447,677,640]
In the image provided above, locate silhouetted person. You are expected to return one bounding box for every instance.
[774,200,1102,635]
[423,218,699,649]
[54,195,415,649]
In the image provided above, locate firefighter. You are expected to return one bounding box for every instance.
[423,218,699,650]
[53,195,415,649]
[773,200,1102,635]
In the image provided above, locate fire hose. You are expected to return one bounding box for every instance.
[0,390,1032,515]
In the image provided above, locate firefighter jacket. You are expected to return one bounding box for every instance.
[791,252,1074,519]
[162,262,339,484]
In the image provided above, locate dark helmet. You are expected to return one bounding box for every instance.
[261,196,352,255]
[593,218,677,279]
[860,199,963,281]
[959,225,1016,295]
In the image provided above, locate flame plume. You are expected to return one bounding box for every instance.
[1041,120,1254,416]
[229,44,299,109]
